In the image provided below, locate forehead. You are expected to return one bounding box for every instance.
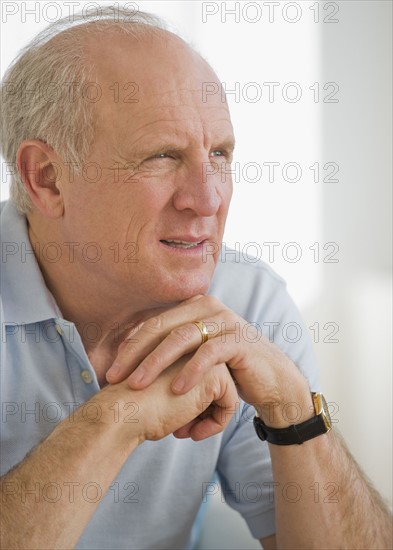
[88,29,217,92]
[86,31,233,148]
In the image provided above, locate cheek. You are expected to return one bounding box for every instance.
[225,178,234,203]
[110,193,165,249]
[218,187,232,225]
[115,174,171,211]
[218,172,233,203]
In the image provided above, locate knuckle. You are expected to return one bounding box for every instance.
[189,343,216,374]
[121,327,141,347]
[204,295,220,309]
[143,314,165,333]
[204,295,229,318]
[145,351,162,371]
[170,325,194,346]
[220,307,232,320]
[123,333,140,346]
[201,340,219,357]
[188,359,205,375]
[121,341,139,356]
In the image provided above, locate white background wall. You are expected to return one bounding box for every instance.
[1,1,391,547]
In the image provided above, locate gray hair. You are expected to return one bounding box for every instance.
[0,6,169,214]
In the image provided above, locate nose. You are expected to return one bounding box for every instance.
[172,159,222,216]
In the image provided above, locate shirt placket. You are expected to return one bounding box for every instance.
[53,318,100,405]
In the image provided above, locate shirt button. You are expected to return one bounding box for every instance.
[55,324,63,336]
[81,370,93,383]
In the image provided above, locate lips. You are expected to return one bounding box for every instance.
[160,239,204,249]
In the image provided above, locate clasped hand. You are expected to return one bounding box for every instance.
[106,295,310,439]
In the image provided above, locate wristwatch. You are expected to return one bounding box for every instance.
[253,393,332,445]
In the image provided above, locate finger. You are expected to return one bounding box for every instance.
[188,383,238,441]
[173,402,218,439]
[174,366,238,440]
[173,418,200,439]
[173,401,235,441]
[106,295,224,383]
[171,337,240,394]
[188,416,227,441]
[106,318,162,383]
[127,319,220,389]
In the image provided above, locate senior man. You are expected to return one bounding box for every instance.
[0,7,391,550]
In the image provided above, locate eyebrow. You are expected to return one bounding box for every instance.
[216,138,236,151]
[122,136,236,161]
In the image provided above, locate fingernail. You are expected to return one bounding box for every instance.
[129,369,145,386]
[172,377,185,393]
[106,363,120,379]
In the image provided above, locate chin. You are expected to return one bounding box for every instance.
[156,269,213,304]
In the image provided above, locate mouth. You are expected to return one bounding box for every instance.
[160,239,205,250]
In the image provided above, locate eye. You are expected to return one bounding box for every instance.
[210,149,233,162]
[144,152,176,163]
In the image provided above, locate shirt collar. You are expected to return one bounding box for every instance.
[1,201,62,325]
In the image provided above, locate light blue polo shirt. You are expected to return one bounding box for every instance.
[0,200,320,549]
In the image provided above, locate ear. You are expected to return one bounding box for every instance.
[16,140,65,219]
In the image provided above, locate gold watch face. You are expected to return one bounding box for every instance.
[320,394,332,430]
[312,393,332,431]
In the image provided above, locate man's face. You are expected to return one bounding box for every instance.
[58,32,235,310]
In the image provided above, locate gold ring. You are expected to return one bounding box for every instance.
[192,320,209,344]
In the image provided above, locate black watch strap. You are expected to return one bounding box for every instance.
[253,413,329,445]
